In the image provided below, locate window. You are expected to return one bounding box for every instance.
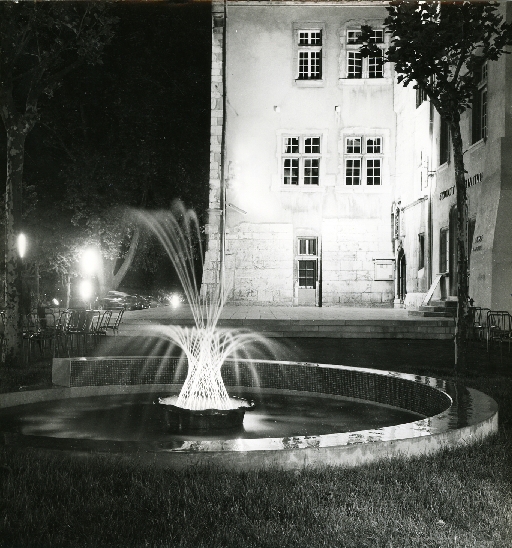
[416,86,428,108]
[297,237,318,288]
[297,29,322,80]
[440,228,448,273]
[282,135,321,186]
[472,61,487,143]
[468,218,476,268]
[439,117,450,165]
[298,238,317,255]
[345,135,383,186]
[345,27,384,79]
[418,233,425,270]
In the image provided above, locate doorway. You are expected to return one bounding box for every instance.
[397,249,407,303]
[296,237,319,306]
[449,206,458,296]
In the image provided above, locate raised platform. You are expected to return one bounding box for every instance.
[120,305,455,340]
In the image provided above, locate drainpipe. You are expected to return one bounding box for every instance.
[219,0,227,292]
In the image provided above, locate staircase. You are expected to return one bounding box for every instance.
[408,298,457,318]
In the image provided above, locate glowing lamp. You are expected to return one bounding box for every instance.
[17,233,27,259]
[79,279,94,302]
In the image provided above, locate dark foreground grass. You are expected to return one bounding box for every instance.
[1,340,512,547]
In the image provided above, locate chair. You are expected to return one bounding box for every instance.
[94,309,112,338]
[106,308,124,336]
[486,311,512,354]
[29,310,57,357]
[470,307,490,342]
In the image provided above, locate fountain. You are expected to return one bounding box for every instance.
[0,203,499,470]
[134,204,264,431]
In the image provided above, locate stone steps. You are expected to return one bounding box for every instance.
[120,317,455,340]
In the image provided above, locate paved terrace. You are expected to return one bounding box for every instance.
[121,305,455,339]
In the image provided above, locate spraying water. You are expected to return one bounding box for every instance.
[136,203,265,411]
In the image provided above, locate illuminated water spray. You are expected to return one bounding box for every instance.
[136,203,263,412]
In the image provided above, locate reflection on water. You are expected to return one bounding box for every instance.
[0,392,424,443]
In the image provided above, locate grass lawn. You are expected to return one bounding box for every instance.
[1,339,511,548]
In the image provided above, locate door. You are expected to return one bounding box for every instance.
[397,249,406,303]
[449,206,458,296]
[297,238,318,306]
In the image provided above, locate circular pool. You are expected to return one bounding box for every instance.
[0,358,498,470]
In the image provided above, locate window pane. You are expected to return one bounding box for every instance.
[304,158,319,185]
[368,51,384,78]
[440,118,450,164]
[299,30,321,46]
[298,51,308,79]
[284,137,299,153]
[304,137,321,154]
[346,137,361,154]
[366,159,381,185]
[298,238,317,255]
[283,158,299,185]
[298,260,317,288]
[347,51,362,78]
[310,50,321,79]
[366,137,381,154]
[481,89,487,140]
[440,229,448,272]
[346,159,361,185]
[370,29,384,43]
[347,30,361,44]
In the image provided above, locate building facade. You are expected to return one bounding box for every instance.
[202,0,512,314]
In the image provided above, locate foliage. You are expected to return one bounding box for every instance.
[360,1,512,369]
[360,0,512,123]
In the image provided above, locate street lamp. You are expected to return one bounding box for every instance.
[80,247,100,277]
[79,279,94,309]
[17,233,27,259]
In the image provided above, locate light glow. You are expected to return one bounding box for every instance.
[17,233,27,259]
[81,248,100,276]
[79,279,93,302]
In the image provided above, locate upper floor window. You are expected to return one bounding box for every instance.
[439,117,450,165]
[416,86,428,108]
[345,27,384,79]
[472,61,487,144]
[282,135,321,186]
[345,135,383,186]
[297,29,322,80]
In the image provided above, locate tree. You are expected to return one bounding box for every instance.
[360,0,512,370]
[0,1,118,365]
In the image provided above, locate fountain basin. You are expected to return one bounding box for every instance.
[159,396,254,431]
[0,357,498,470]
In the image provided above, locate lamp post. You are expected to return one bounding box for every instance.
[80,247,100,309]
[17,233,27,315]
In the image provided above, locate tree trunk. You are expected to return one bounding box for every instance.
[3,128,27,366]
[450,120,469,372]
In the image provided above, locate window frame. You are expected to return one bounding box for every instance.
[293,22,326,87]
[344,135,383,186]
[471,61,488,144]
[439,227,449,273]
[297,237,319,289]
[345,26,384,79]
[282,135,322,187]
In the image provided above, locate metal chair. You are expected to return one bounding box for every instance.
[486,311,512,354]
[105,308,124,336]
[470,307,490,342]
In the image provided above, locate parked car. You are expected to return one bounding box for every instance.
[96,291,130,309]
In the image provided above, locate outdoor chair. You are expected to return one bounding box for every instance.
[29,310,57,358]
[486,311,512,354]
[105,308,124,336]
[470,307,490,342]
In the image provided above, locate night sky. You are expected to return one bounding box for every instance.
[0,0,213,293]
